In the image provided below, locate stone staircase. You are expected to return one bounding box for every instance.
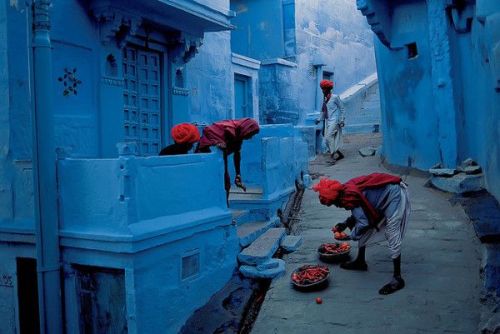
[230,208,303,280]
[344,80,381,134]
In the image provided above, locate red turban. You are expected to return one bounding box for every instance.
[320,80,334,90]
[312,178,343,202]
[313,174,403,227]
[171,123,200,144]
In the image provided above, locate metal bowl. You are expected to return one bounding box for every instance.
[317,243,351,263]
[290,265,330,292]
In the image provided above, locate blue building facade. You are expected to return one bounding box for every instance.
[0,1,243,333]
[0,0,316,332]
[230,0,377,125]
[357,0,500,201]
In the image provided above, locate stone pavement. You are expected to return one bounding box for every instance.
[251,133,483,334]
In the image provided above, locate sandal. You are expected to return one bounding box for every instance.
[379,276,405,295]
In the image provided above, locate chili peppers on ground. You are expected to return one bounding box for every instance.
[318,242,351,255]
[291,265,329,285]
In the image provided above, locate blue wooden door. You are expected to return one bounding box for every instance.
[123,47,162,155]
[234,74,250,119]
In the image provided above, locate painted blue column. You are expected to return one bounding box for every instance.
[31,1,63,333]
[426,0,459,168]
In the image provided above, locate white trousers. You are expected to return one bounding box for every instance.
[358,183,411,259]
[323,123,343,155]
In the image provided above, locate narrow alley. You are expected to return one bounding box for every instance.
[252,133,483,334]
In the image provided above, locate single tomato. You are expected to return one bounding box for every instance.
[315,297,323,304]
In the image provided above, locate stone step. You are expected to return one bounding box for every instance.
[229,186,264,195]
[230,209,251,225]
[229,186,264,201]
[237,219,278,248]
[280,235,303,253]
[240,259,286,280]
[238,228,286,265]
[344,123,380,134]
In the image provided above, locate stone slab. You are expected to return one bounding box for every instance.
[428,168,457,177]
[256,258,280,271]
[280,235,303,253]
[358,146,377,157]
[238,228,286,265]
[237,220,274,247]
[240,259,286,279]
[430,173,484,193]
[458,165,482,175]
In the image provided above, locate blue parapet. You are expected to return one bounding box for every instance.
[57,149,238,332]
[228,124,309,220]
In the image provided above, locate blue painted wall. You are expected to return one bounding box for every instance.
[450,1,500,201]
[230,0,376,124]
[57,151,237,333]
[0,0,243,332]
[187,31,234,123]
[294,0,377,93]
[358,0,500,200]
[231,0,285,60]
[374,1,442,168]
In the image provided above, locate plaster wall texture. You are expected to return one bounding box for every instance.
[449,2,500,201]
[0,2,35,226]
[0,0,246,332]
[58,216,238,334]
[361,0,500,200]
[131,225,238,333]
[228,124,308,197]
[58,152,228,234]
[230,0,376,124]
[230,0,286,60]
[187,31,234,123]
[375,1,441,169]
[294,0,376,94]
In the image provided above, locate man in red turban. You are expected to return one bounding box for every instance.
[313,173,411,295]
[196,118,260,205]
[316,79,346,164]
[159,123,200,155]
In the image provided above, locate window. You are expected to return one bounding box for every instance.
[407,42,418,59]
[323,71,334,81]
[123,46,162,155]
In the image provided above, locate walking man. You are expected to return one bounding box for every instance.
[316,80,346,164]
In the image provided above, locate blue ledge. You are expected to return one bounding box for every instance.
[90,0,235,34]
[60,207,232,253]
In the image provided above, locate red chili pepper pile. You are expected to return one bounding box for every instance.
[291,265,329,285]
[319,242,351,255]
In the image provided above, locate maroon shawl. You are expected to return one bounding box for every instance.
[314,173,402,226]
[198,118,259,154]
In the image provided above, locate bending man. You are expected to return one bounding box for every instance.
[196,118,260,205]
[313,173,411,295]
